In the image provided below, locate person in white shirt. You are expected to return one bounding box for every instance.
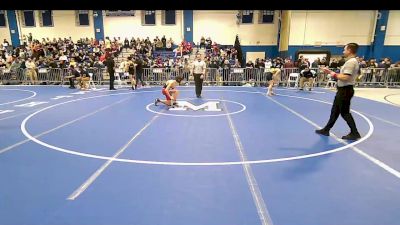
[191,54,206,98]
[166,38,173,51]
[25,58,38,84]
[59,53,68,62]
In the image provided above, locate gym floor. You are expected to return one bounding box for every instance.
[0,85,399,225]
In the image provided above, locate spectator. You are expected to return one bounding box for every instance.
[66,65,80,89]
[124,38,130,49]
[284,58,294,68]
[329,58,339,69]
[246,60,254,68]
[161,35,166,48]
[25,58,37,85]
[10,58,21,72]
[134,56,145,89]
[319,57,329,67]
[200,36,206,49]
[166,38,173,51]
[104,55,116,90]
[311,58,320,68]
[156,39,163,51]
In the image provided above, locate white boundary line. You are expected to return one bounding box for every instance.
[0,89,37,106]
[359,112,400,128]
[0,96,133,155]
[223,99,273,225]
[268,93,400,179]
[20,90,373,166]
[384,93,400,107]
[67,113,161,200]
[146,98,246,117]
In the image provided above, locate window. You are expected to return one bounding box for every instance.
[162,10,175,25]
[241,10,253,24]
[142,10,156,25]
[22,10,35,27]
[0,11,6,27]
[39,10,53,27]
[259,10,274,24]
[76,10,89,26]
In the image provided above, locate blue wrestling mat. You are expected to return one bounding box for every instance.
[0,86,400,225]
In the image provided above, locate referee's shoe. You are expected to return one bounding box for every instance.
[315,129,361,140]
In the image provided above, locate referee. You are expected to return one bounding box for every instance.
[315,43,361,140]
[191,54,206,98]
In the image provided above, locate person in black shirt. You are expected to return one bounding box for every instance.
[246,60,254,68]
[161,36,166,48]
[329,58,339,69]
[66,65,80,89]
[124,38,130,49]
[135,57,145,89]
[104,55,116,90]
[299,67,316,91]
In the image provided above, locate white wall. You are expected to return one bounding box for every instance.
[18,10,95,42]
[385,10,400,45]
[0,12,11,43]
[289,10,376,46]
[103,10,183,42]
[193,10,279,46]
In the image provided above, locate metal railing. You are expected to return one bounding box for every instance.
[1,67,400,88]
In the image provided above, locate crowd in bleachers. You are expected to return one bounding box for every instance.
[0,34,400,87]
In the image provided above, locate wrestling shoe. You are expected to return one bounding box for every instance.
[154,98,160,106]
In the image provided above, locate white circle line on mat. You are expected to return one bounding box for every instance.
[20,89,373,166]
[0,89,37,106]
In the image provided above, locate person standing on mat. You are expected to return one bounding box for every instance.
[134,56,145,89]
[191,54,206,98]
[105,55,116,90]
[266,68,281,96]
[315,43,361,140]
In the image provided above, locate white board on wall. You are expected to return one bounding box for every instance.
[246,52,266,63]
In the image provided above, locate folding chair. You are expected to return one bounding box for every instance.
[88,73,96,90]
[325,78,337,89]
[287,73,300,88]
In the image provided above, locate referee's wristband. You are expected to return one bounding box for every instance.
[330,72,338,79]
